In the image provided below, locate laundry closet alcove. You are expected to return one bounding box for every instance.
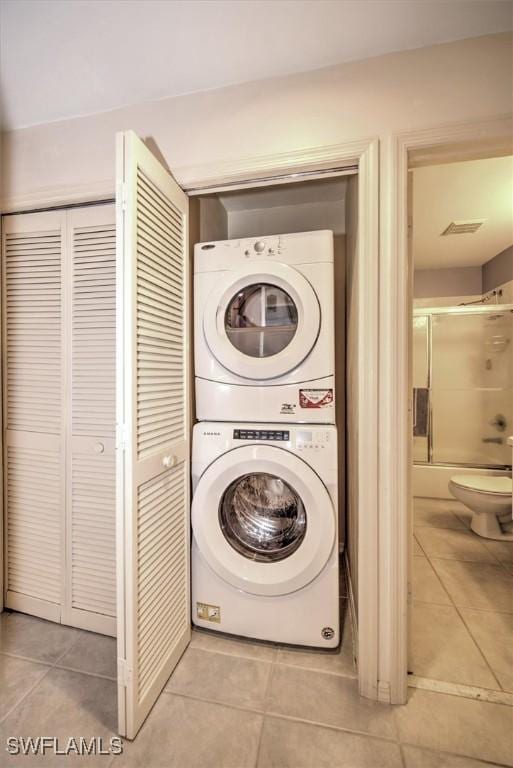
[1,129,375,739]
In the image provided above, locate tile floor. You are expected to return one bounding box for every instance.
[412,496,513,694]
[0,549,511,766]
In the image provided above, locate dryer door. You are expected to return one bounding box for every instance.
[192,445,335,596]
[203,261,321,380]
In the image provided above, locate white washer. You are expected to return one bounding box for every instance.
[191,422,339,647]
[194,230,335,423]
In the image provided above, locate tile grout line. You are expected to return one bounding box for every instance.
[164,688,264,714]
[413,534,457,608]
[0,650,56,666]
[274,659,357,680]
[400,741,513,768]
[423,504,513,576]
[415,583,513,616]
[422,529,508,691]
[165,688,403,748]
[0,619,101,726]
[0,650,117,682]
[421,549,505,692]
[0,662,54,726]
[189,641,277,662]
[51,662,117,682]
[480,537,513,578]
[263,711,400,744]
[452,607,506,693]
[186,642,358,681]
[413,507,510,696]
[253,646,277,768]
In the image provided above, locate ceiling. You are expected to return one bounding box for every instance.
[1,1,512,131]
[219,177,347,212]
[412,155,513,270]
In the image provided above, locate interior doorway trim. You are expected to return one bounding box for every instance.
[0,179,114,215]
[175,136,381,702]
[174,138,373,192]
[380,113,513,705]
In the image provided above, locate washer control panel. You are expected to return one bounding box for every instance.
[233,429,290,441]
[296,429,331,451]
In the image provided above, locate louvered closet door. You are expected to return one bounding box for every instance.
[2,211,65,622]
[116,131,190,739]
[64,205,117,635]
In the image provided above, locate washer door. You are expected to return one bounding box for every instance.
[192,445,335,596]
[203,261,321,380]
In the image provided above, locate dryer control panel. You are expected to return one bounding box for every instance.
[295,429,332,451]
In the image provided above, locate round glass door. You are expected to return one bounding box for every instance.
[219,472,306,562]
[224,284,298,358]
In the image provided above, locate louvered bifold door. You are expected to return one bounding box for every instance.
[2,211,65,622]
[116,131,190,738]
[64,204,117,635]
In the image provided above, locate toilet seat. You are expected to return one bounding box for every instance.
[450,475,512,496]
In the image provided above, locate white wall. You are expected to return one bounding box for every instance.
[2,33,512,205]
[227,200,345,239]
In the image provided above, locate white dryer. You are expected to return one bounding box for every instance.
[191,422,339,647]
[194,230,335,423]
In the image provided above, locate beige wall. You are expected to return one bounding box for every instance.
[199,196,228,242]
[414,267,482,298]
[2,33,512,205]
[483,245,513,293]
[227,200,345,239]
[413,277,513,308]
[414,248,513,300]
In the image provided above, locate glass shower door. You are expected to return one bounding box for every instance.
[412,315,430,463]
[430,310,513,467]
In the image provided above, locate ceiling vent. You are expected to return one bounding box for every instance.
[441,219,485,236]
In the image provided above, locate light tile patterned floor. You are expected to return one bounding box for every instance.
[412,496,513,697]
[1,605,512,766]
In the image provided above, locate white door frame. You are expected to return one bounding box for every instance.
[380,113,513,704]
[0,135,382,701]
[176,138,381,701]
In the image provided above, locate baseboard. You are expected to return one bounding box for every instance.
[5,591,61,623]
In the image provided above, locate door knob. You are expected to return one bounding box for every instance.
[94,442,105,454]
[162,454,177,468]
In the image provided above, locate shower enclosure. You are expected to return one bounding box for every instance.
[413,305,513,469]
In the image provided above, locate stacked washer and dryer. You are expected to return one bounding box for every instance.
[191,230,340,647]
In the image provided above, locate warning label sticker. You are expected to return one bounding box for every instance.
[299,389,334,409]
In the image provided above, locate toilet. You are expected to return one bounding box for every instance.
[449,475,513,541]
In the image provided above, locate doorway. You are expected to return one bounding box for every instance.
[408,152,513,698]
